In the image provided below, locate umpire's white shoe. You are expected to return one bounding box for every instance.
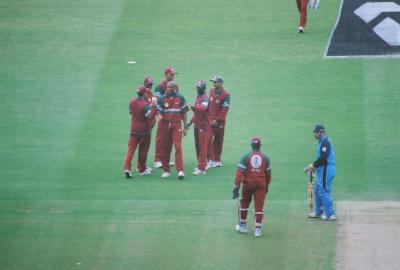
[239,223,248,234]
[161,172,170,178]
[308,212,321,218]
[254,227,262,237]
[178,171,185,180]
[124,170,132,178]
[154,161,162,169]
[192,169,206,176]
[138,167,152,176]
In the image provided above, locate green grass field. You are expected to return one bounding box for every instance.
[1,0,399,269]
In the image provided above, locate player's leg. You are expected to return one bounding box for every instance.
[214,126,225,164]
[207,127,216,167]
[171,123,184,177]
[197,128,208,171]
[154,119,163,168]
[299,0,309,31]
[124,135,139,177]
[194,127,200,160]
[137,134,152,175]
[159,122,171,175]
[239,183,255,233]
[319,167,336,219]
[253,182,266,236]
[296,0,301,12]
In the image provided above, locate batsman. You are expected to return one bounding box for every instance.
[232,137,272,237]
[305,124,336,221]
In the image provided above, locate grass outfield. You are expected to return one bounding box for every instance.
[0,0,399,269]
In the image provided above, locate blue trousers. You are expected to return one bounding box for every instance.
[315,165,336,217]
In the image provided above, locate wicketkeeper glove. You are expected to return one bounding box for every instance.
[232,185,240,199]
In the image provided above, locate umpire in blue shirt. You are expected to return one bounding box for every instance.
[305,124,336,221]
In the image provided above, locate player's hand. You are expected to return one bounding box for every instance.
[211,120,218,127]
[232,185,240,199]
[304,164,315,174]
[189,104,195,111]
[265,185,269,194]
[182,126,187,137]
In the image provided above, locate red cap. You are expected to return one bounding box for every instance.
[136,85,147,96]
[164,67,178,75]
[251,137,262,147]
[143,76,154,86]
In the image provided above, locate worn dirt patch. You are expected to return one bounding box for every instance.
[335,201,400,270]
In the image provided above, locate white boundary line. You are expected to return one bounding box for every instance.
[323,0,400,59]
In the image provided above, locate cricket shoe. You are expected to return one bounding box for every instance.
[206,160,217,169]
[178,171,185,180]
[193,167,208,171]
[308,212,322,218]
[124,170,132,179]
[299,26,305,33]
[192,169,206,176]
[320,213,328,221]
[214,161,222,167]
[169,161,175,167]
[138,167,152,176]
[154,161,163,169]
[238,223,248,234]
[254,227,262,237]
[161,172,171,179]
[328,215,337,221]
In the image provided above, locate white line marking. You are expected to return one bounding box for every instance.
[323,0,345,58]
[128,61,136,64]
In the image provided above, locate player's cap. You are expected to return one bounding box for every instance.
[137,85,147,96]
[166,81,178,90]
[143,76,154,86]
[196,80,207,90]
[313,124,325,133]
[210,76,224,83]
[164,67,178,75]
[251,137,262,148]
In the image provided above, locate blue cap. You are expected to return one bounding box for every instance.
[210,76,224,83]
[313,124,325,133]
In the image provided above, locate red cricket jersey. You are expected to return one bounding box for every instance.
[158,93,188,123]
[191,94,210,130]
[234,150,271,186]
[209,87,230,124]
[129,97,156,136]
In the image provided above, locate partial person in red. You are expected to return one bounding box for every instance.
[153,67,178,169]
[207,76,230,169]
[123,85,157,178]
[157,81,189,180]
[232,137,272,237]
[296,0,309,33]
[188,80,210,176]
[143,76,156,130]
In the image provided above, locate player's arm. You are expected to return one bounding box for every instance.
[179,95,189,135]
[264,155,272,193]
[312,139,330,168]
[193,98,209,112]
[156,95,165,114]
[233,154,248,199]
[217,94,230,122]
[154,84,162,98]
[129,100,134,115]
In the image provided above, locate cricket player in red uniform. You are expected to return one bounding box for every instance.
[123,85,157,178]
[189,80,210,176]
[157,81,189,179]
[207,76,230,169]
[232,137,272,237]
[143,76,156,130]
[296,0,309,33]
[153,67,178,168]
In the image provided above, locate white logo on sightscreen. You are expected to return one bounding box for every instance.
[354,2,400,46]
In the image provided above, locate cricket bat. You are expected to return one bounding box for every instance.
[306,171,315,211]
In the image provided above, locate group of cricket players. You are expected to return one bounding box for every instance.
[123,66,336,237]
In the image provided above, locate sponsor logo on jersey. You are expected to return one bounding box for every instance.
[250,155,263,169]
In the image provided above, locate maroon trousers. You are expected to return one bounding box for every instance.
[239,181,267,228]
[194,127,208,171]
[296,0,309,27]
[207,124,225,162]
[158,121,184,172]
[124,134,151,173]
